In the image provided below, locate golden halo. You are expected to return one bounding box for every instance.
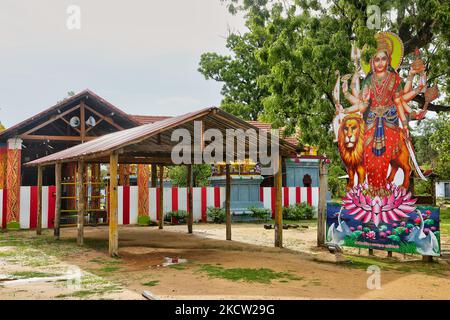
[361,32,404,75]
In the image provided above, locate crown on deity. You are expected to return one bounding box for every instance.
[375,33,394,56]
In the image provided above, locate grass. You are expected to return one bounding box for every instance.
[196,264,301,284]
[11,271,60,279]
[168,263,187,270]
[142,280,160,287]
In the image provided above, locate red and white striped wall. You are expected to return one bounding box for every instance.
[0,186,319,229]
[260,187,319,218]
[19,186,56,229]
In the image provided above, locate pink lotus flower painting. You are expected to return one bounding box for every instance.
[342,183,417,226]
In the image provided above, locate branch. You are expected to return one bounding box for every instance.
[413,94,450,113]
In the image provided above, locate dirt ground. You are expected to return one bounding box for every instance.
[1,223,450,300]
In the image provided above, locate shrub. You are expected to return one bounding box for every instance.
[207,207,225,223]
[282,203,314,220]
[248,206,271,220]
[167,210,188,222]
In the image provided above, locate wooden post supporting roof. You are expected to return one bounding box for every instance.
[151,164,157,188]
[36,165,43,235]
[77,160,85,246]
[54,162,62,239]
[274,155,283,247]
[317,160,328,247]
[158,164,164,230]
[109,151,119,257]
[187,164,193,234]
[225,164,231,241]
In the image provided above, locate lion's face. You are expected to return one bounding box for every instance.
[342,119,360,150]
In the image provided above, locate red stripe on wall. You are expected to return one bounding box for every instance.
[123,186,130,225]
[30,186,38,229]
[296,187,301,204]
[271,187,275,219]
[214,187,220,208]
[47,186,56,229]
[172,187,178,223]
[260,187,264,202]
[2,189,7,229]
[156,188,160,220]
[307,187,312,206]
[283,187,289,207]
[201,187,207,222]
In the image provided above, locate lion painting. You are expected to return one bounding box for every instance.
[338,114,365,190]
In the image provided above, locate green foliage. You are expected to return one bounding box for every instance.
[168,164,211,187]
[207,207,226,223]
[328,164,347,198]
[282,203,314,221]
[248,206,271,220]
[167,210,188,222]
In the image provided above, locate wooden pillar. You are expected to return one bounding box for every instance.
[91,163,101,210]
[76,160,86,246]
[36,165,43,235]
[317,159,328,247]
[158,164,164,229]
[109,151,119,256]
[54,162,62,239]
[187,164,193,234]
[151,164,157,188]
[0,145,7,190]
[225,164,231,241]
[274,155,283,247]
[5,138,22,227]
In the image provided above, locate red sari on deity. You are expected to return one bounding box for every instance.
[363,70,405,189]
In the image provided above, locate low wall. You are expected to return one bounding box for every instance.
[0,186,319,230]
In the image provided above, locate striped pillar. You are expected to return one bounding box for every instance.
[6,138,22,226]
[137,164,149,216]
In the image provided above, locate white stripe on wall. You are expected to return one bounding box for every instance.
[312,187,319,217]
[178,188,187,211]
[118,186,123,225]
[149,188,157,221]
[300,188,308,205]
[288,187,296,206]
[193,188,202,221]
[41,187,49,229]
[263,188,272,210]
[20,186,31,229]
[206,187,215,208]
[129,186,139,224]
[163,188,172,216]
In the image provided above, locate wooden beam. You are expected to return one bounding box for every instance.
[225,163,231,241]
[151,164,157,188]
[60,117,81,134]
[36,165,43,235]
[317,160,328,247]
[22,104,81,136]
[77,160,85,246]
[109,151,119,256]
[20,135,97,142]
[80,100,86,142]
[187,164,193,234]
[274,155,283,247]
[84,104,124,131]
[158,164,164,230]
[54,162,62,239]
[85,118,104,133]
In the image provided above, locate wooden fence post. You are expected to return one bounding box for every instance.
[54,162,62,239]
[317,159,328,247]
[187,164,193,234]
[36,165,43,235]
[109,152,119,256]
[225,164,231,241]
[77,160,85,246]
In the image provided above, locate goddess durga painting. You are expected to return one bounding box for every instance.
[334,32,434,193]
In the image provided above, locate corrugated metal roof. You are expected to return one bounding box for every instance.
[130,115,172,124]
[26,107,297,166]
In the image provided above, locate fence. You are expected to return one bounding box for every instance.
[0,186,319,229]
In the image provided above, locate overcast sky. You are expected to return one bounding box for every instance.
[0,0,246,127]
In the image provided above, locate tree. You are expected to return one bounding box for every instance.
[168,164,212,187]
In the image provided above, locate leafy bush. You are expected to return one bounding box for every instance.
[138,216,150,226]
[282,203,314,220]
[248,206,271,220]
[167,210,188,222]
[207,207,225,223]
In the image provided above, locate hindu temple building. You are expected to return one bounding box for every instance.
[0,89,322,229]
